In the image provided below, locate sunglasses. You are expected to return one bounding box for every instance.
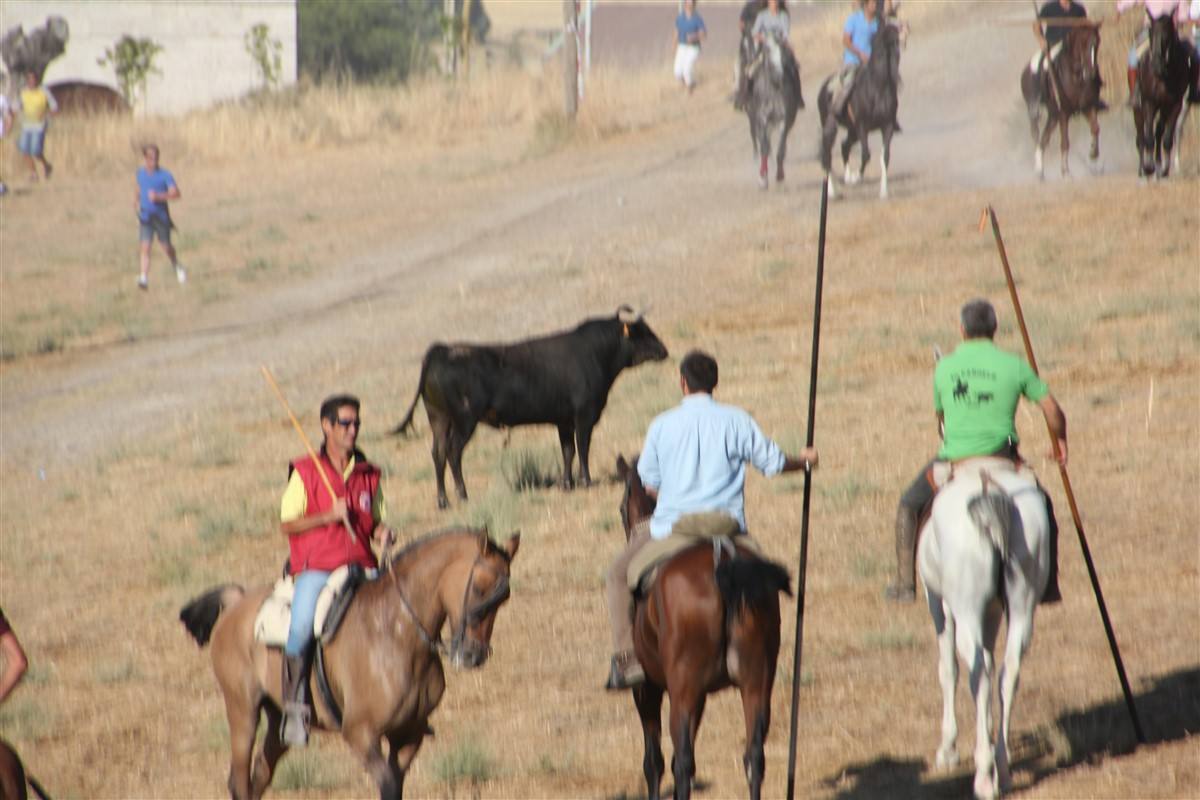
[333,418,361,429]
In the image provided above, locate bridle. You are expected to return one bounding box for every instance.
[392,552,511,657]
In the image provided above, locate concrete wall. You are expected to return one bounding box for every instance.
[0,0,297,115]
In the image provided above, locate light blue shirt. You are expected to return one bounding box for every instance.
[638,393,787,540]
[843,9,879,66]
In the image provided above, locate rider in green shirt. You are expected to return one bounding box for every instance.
[888,299,1067,604]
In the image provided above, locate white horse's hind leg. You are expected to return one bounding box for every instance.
[960,623,998,800]
[826,172,837,200]
[996,611,1032,793]
[879,157,889,199]
[931,594,960,769]
[1034,146,1044,178]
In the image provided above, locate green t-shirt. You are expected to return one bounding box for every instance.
[933,339,1049,461]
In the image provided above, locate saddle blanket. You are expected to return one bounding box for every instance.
[253,565,362,647]
[627,512,760,591]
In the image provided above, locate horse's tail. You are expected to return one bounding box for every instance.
[966,481,1015,599]
[391,345,438,436]
[179,584,245,647]
[715,554,792,628]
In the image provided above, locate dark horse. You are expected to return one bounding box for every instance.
[1133,12,1194,178]
[818,20,904,199]
[616,455,791,800]
[179,528,519,800]
[1020,22,1105,179]
[742,30,804,189]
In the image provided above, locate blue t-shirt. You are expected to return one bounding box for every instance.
[137,167,176,223]
[676,12,706,45]
[843,10,879,65]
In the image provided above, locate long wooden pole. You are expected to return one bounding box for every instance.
[979,206,1145,744]
[261,365,354,543]
[785,177,829,800]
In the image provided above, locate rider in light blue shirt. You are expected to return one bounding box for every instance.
[831,0,880,116]
[603,350,818,690]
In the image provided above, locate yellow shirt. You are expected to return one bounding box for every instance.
[280,454,387,524]
[19,87,55,128]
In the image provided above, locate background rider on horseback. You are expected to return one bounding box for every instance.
[830,0,881,118]
[278,394,395,746]
[603,351,817,690]
[734,0,798,110]
[887,300,1066,605]
[1117,0,1200,106]
[1030,0,1090,106]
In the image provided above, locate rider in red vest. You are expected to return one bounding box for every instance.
[279,394,393,746]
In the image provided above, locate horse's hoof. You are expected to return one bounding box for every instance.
[758,175,768,190]
[973,773,998,800]
[935,747,959,769]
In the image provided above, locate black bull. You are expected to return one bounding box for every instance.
[393,308,669,508]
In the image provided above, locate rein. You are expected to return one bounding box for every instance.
[390,551,510,656]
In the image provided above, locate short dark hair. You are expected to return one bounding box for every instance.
[680,350,718,393]
[142,143,159,157]
[960,299,998,338]
[320,394,360,423]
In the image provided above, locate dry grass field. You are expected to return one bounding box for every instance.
[1,2,1197,799]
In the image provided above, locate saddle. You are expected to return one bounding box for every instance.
[253,564,367,648]
[627,512,761,594]
[916,456,1035,544]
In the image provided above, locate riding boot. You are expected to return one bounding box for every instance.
[884,505,918,603]
[1042,491,1062,605]
[605,649,646,691]
[1127,66,1139,108]
[280,651,312,747]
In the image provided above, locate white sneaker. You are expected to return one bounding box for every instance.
[137,275,149,290]
[175,263,187,284]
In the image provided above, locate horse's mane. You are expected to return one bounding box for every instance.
[387,526,511,567]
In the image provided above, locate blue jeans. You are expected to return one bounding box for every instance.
[285,570,330,656]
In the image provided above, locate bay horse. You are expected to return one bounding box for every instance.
[818,19,904,200]
[743,31,804,190]
[616,455,791,800]
[1133,11,1194,178]
[179,528,520,800]
[917,463,1050,800]
[1020,21,1105,179]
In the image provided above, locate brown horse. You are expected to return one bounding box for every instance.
[616,455,791,800]
[1020,22,1106,178]
[1133,12,1194,178]
[179,528,519,800]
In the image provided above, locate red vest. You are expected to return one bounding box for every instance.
[287,450,381,574]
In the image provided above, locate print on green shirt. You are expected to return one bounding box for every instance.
[933,340,1049,461]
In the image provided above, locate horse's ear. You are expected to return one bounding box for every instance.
[504,532,521,560]
[616,455,629,478]
[477,530,490,554]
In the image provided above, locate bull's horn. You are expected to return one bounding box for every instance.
[617,305,638,323]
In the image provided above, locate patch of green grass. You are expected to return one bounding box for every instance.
[239,256,274,282]
[851,554,882,580]
[757,257,792,282]
[95,658,140,685]
[272,750,345,792]
[0,697,54,739]
[863,627,918,651]
[501,449,558,493]
[816,476,878,509]
[152,550,193,588]
[431,736,495,796]
[191,435,237,469]
[197,512,237,545]
[260,224,287,243]
[528,108,573,158]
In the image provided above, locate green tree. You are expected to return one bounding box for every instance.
[244,22,283,90]
[298,0,441,83]
[97,35,163,107]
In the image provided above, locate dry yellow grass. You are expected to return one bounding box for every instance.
[0,4,1197,799]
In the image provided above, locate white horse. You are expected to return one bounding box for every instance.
[917,460,1051,800]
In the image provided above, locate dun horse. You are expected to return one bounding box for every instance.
[179,528,519,800]
[1133,12,1194,178]
[616,455,791,800]
[917,464,1050,800]
[1020,22,1106,179]
[817,20,905,200]
[743,31,804,189]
